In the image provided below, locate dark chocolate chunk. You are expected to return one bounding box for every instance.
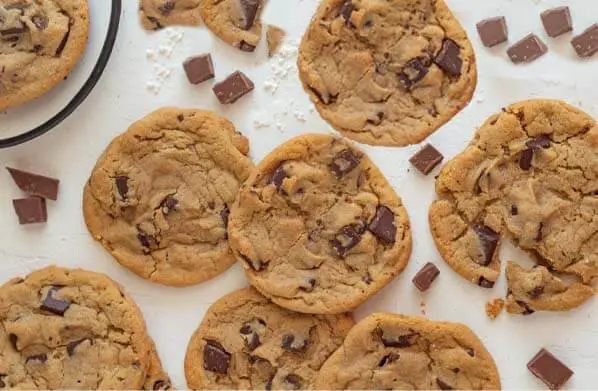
[9,334,18,351]
[270,164,288,192]
[158,0,175,14]
[41,287,71,316]
[161,196,178,214]
[203,341,231,374]
[571,24,598,58]
[473,224,500,266]
[437,378,454,390]
[529,285,544,298]
[12,197,47,225]
[409,144,444,175]
[541,7,572,38]
[527,135,551,149]
[239,0,262,30]
[7,167,60,200]
[239,41,256,52]
[511,205,519,215]
[476,16,508,47]
[368,205,396,245]
[31,15,48,30]
[340,0,354,25]
[220,205,230,228]
[115,176,129,199]
[26,353,47,364]
[67,338,90,356]
[329,149,361,178]
[378,352,399,367]
[478,276,495,288]
[283,374,302,390]
[434,39,462,77]
[520,135,551,171]
[527,348,573,390]
[519,148,534,170]
[380,331,418,348]
[213,71,254,104]
[398,58,429,89]
[507,34,548,64]
[153,380,171,390]
[281,333,309,352]
[0,23,27,36]
[412,262,440,292]
[331,224,365,256]
[183,54,215,85]
[517,300,535,315]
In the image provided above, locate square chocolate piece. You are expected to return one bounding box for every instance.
[183,54,215,85]
[7,167,59,200]
[409,144,443,175]
[213,71,254,104]
[541,7,572,38]
[412,262,440,292]
[507,34,548,64]
[13,197,47,224]
[527,349,573,390]
[477,17,508,47]
[571,23,598,58]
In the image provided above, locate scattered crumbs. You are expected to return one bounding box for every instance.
[146,49,157,61]
[145,28,185,94]
[420,298,427,316]
[293,110,306,122]
[485,298,505,320]
[264,40,299,94]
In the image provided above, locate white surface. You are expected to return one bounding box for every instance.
[1,0,597,389]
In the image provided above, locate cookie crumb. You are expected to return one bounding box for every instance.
[267,25,286,57]
[485,298,505,320]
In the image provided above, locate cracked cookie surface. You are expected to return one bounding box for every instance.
[139,0,201,30]
[315,313,500,390]
[83,108,255,287]
[0,0,89,110]
[228,134,412,314]
[298,0,476,146]
[429,100,598,313]
[184,287,354,390]
[0,266,158,389]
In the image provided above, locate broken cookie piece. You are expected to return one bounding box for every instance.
[139,0,201,30]
[266,24,286,57]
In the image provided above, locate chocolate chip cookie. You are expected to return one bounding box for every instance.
[184,287,354,389]
[0,0,89,110]
[0,266,161,389]
[429,100,597,313]
[83,108,255,287]
[139,0,201,30]
[298,0,477,146]
[228,134,412,314]
[315,313,501,390]
[199,0,264,52]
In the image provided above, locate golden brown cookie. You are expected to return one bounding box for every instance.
[139,0,201,30]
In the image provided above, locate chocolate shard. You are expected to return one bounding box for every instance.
[281,333,309,352]
[213,71,254,104]
[398,58,429,89]
[183,54,215,85]
[436,378,454,390]
[473,224,500,266]
[7,167,60,200]
[507,34,548,64]
[220,205,230,228]
[412,262,440,292]
[571,24,598,58]
[434,39,462,77]
[12,197,47,225]
[368,205,396,245]
[329,149,361,178]
[476,16,508,47]
[409,144,444,175]
[115,176,129,199]
[527,348,574,390]
[478,276,495,289]
[378,352,399,367]
[330,223,365,257]
[238,0,262,30]
[203,341,231,374]
[541,7,572,38]
[40,287,71,316]
[0,23,27,36]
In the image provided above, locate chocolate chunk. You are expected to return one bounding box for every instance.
[158,0,175,14]
[510,205,518,215]
[41,287,71,316]
[527,135,551,149]
[536,222,544,242]
[476,17,508,47]
[329,149,361,178]
[239,318,266,351]
[529,285,544,298]
[137,231,155,250]
[527,348,573,390]
[478,276,495,288]
[7,167,60,200]
[153,380,171,390]
[115,176,129,199]
[246,257,268,272]
[270,164,288,192]
[368,206,396,245]
[161,196,178,214]
[507,34,548,64]
[437,379,454,390]
[473,224,500,266]
[9,334,18,351]
[26,353,47,364]
[517,300,535,315]
[67,338,90,356]
[331,224,365,256]
[541,7,572,38]
[183,54,215,85]
[54,27,70,56]
[239,41,256,52]
[380,330,418,348]
[283,374,302,390]
[220,205,230,228]
[398,58,429,89]
[362,273,373,285]
[412,262,440,292]
[213,71,254,104]
[434,39,462,77]
[340,0,354,25]
[31,15,48,30]
[378,352,399,367]
[238,0,262,30]
[281,333,309,352]
[409,144,444,175]
[519,148,534,170]
[571,24,598,58]
[12,197,47,225]
[203,341,231,374]
[0,23,27,36]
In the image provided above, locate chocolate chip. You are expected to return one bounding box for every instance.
[9,334,18,351]
[183,54,215,85]
[115,176,129,199]
[26,353,47,364]
[519,148,534,170]
[473,224,500,266]
[368,205,396,245]
[340,0,354,25]
[363,273,373,284]
[478,276,495,288]
[146,16,163,30]
[67,338,90,356]
[329,149,361,178]
[158,0,175,14]
[434,39,462,77]
[12,197,47,225]
[54,25,70,56]
[153,380,171,390]
[31,15,47,30]
[161,196,178,214]
[476,16,508,47]
[241,254,268,272]
[240,318,266,351]
[398,58,429,89]
[41,287,71,316]
[409,144,444,175]
[378,352,399,367]
[331,224,365,256]
[436,378,454,390]
[507,34,548,64]
[137,231,155,250]
[571,24,598,58]
[529,285,544,298]
[213,71,254,104]
[536,222,544,242]
[541,7,572,38]
[511,205,519,215]
[527,135,551,149]
[527,348,574,390]
[0,23,27,36]
[270,164,288,193]
[283,374,302,390]
[203,341,231,374]
[177,114,184,122]
[517,300,535,315]
[465,347,476,357]
[379,330,418,348]
[281,333,309,352]
[239,41,256,52]
[220,205,230,228]
[238,0,262,30]
[7,167,60,200]
[412,262,440,292]
[300,277,316,292]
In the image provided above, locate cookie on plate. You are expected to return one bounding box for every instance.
[0,266,161,389]
[228,134,412,314]
[315,313,501,390]
[429,100,597,313]
[298,0,477,146]
[139,0,202,30]
[199,0,265,52]
[184,287,354,389]
[83,108,254,287]
[0,0,89,110]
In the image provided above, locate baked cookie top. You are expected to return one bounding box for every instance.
[0,0,89,110]
[0,266,154,389]
[184,287,354,390]
[315,313,501,390]
[83,108,254,287]
[298,0,477,146]
[429,100,597,313]
[228,134,412,314]
[139,0,201,30]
